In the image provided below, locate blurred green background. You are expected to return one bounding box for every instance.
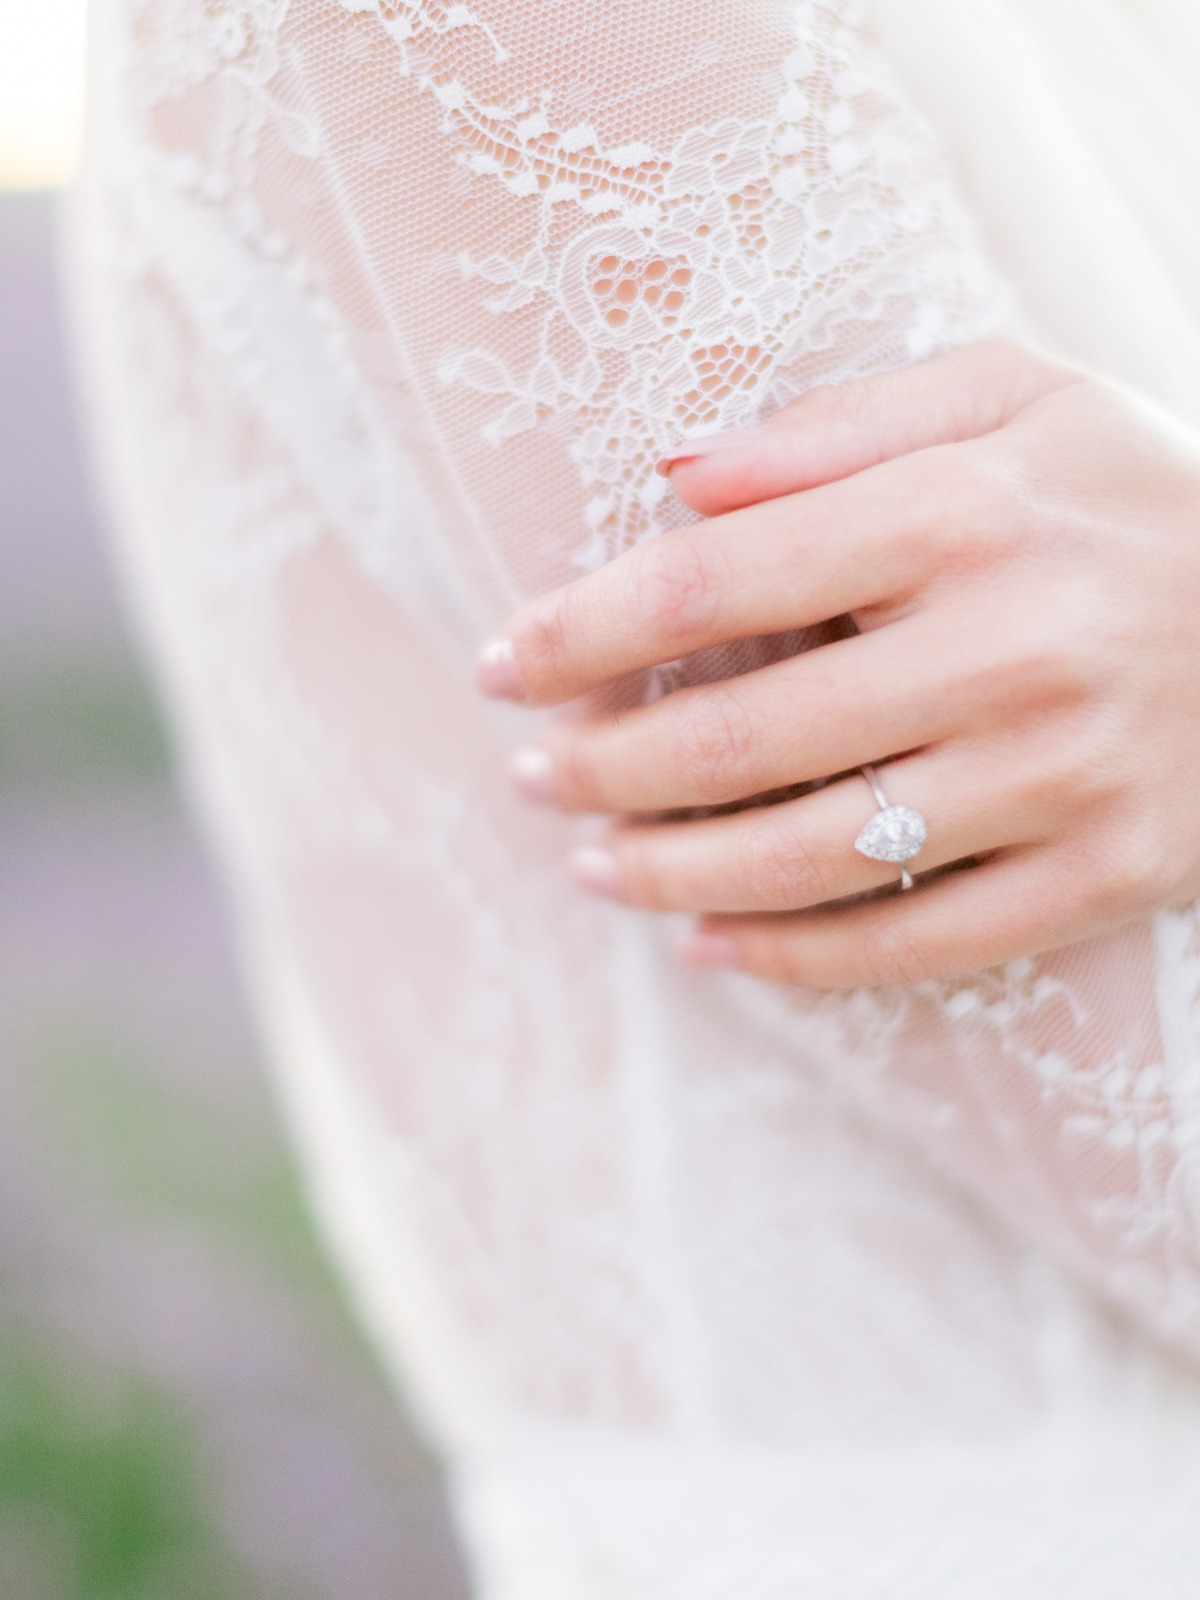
[0,191,470,1599]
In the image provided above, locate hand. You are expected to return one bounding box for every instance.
[476,340,1200,989]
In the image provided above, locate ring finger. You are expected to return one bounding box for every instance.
[570,742,1052,915]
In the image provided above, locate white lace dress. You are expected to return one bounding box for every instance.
[71,0,1200,1593]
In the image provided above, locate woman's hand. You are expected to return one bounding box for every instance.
[476,340,1200,989]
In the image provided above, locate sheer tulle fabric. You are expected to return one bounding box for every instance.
[72,1,1200,1593]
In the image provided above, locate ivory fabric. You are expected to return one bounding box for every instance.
[70,1,1200,1593]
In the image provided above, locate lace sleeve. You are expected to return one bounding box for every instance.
[737,908,1200,1360]
[74,0,1200,1449]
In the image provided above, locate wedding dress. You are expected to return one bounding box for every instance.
[70,0,1200,1593]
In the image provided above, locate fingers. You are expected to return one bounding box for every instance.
[662,338,1079,518]
[572,746,1038,915]
[476,341,1083,708]
[685,845,1090,989]
[512,614,993,814]
[484,446,964,707]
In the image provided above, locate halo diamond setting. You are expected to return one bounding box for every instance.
[854,805,927,866]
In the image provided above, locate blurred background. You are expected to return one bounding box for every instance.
[0,4,469,1595]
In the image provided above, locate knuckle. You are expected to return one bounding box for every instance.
[551,725,604,807]
[617,839,670,910]
[1102,817,1174,912]
[519,591,577,684]
[982,637,1077,718]
[1012,738,1091,822]
[673,684,757,797]
[1012,701,1131,821]
[1060,598,1125,691]
[950,446,1009,512]
[1057,715,1127,805]
[800,375,877,431]
[1063,819,1168,922]
[937,450,1022,561]
[876,450,1009,580]
[859,919,931,988]
[635,535,731,649]
[1032,631,1099,704]
[967,613,1102,720]
[739,817,829,909]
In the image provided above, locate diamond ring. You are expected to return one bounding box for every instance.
[854,765,927,892]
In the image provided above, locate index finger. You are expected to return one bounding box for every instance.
[478,445,961,707]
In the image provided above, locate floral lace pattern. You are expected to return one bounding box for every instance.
[406,0,1005,568]
[73,0,1200,1592]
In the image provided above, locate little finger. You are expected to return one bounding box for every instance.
[680,845,1104,989]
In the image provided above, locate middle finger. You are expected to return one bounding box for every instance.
[515,614,990,814]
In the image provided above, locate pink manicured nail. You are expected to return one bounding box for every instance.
[510,746,559,804]
[676,932,741,971]
[570,845,622,899]
[477,637,527,702]
[656,424,766,476]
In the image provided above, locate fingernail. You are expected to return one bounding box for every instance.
[570,845,622,899]
[676,932,741,971]
[510,746,559,804]
[656,423,766,476]
[477,637,527,702]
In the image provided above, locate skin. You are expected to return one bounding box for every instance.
[476,339,1200,990]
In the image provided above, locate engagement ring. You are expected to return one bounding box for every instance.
[854,765,927,892]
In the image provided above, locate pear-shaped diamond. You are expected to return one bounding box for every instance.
[855,805,927,865]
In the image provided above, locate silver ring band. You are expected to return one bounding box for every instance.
[855,765,927,892]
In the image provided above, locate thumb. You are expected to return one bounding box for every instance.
[658,338,1075,517]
